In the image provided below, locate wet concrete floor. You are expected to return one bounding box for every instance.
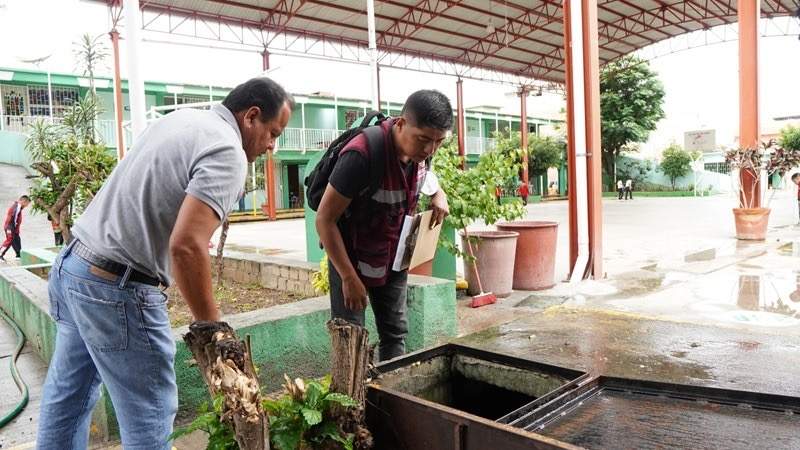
[458,230,800,399]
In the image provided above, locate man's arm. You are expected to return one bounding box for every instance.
[169,194,222,321]
[315,185,367,311]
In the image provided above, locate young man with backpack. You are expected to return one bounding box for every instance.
[311,90,452,361]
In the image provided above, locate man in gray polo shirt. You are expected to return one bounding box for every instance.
[36,78,293,450]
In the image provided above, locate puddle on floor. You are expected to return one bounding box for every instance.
[777,242,800,257]
[685,248,716,262]
[515,295,570,309]
[692,272,800,327]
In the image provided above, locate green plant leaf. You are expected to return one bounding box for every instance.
[301,407,323,426]
[324,392,358,408]
[272,428,303,450]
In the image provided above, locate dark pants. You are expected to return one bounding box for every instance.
[618,188,624,199]
[625,187,633,200]
[54,232,64,246]
[1,233,21,258]
[329,262,408,361]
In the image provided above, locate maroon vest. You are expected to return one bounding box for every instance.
[340,119,426,287]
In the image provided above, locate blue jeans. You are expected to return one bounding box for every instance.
[328,262,408,361]
[37,242,177,450]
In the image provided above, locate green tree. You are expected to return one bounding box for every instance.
[601,55,666,190]
[659,144,693,190]
[528,134,564,178]
[432,139,525,256]
[616,158,653,186]
[73,33,108,98]
[779,125,800,151]
[26,95,116,242]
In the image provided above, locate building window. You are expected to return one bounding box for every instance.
[2,85,26,116]
[704,162,730,174]
[26,85,79,117]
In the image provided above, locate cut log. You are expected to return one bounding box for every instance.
[184,321,269,450]
[326,319,374,449]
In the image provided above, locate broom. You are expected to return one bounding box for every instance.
[463,228,497,308]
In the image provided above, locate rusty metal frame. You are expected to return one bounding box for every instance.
[512,375,800,432]
[94,0,798,84]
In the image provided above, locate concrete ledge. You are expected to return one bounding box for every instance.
[214,249,322,297]
[20,247,60,266]
[0,260,456,437]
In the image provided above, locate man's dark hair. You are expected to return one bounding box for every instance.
[19,195,30,202]
[222,77,295,121]
[792,173,800,181]
[401,90,453,130]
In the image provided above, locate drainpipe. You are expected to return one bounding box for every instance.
[456,77,465,168]
[520,86,529,188]
[124,0,147,139]
[366,0,380,110]
[566,0,590,283]
[110,29,126,158]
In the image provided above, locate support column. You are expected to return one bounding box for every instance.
[123,0,147,139]
[563,0,603,280]
[520,86,529,187]
[366,0,380,110]
[456,78,466,169]
[738,0,760,208]
[582,0,604,279]
[263,50,277,220]
[110,29,126,159]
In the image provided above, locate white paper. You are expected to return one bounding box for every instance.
[392,215,415,272]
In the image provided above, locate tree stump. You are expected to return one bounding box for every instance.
[184,321,269,450]
[326,318,374,449]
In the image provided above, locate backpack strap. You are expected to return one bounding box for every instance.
[360,125,386,199]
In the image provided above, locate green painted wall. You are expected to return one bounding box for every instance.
[0,131,32,172]
[304,104,336,130]
[431,224,457,281]
[305,151,325,263]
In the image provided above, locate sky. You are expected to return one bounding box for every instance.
[1,0,799,158]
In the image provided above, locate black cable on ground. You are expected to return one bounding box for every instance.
[0,307,29,429]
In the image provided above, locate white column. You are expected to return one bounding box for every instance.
[366,0,380,110]
[208,85,213,103]
[568,0,590,283]
[124,0,147,138]
[0,85,5,132]
[300,102,306,153]
[478,117,483,154]
[47,69,54,118]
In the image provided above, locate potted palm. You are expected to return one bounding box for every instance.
[725,138,800,240]
[430,140,525,297]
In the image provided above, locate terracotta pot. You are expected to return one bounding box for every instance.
[496,221,558,290]
[732,208,770,240]
[460,230,519,298]
[408,259,433,276]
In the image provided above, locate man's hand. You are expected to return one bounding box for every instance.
[342,274,368,311]
[430,189,449,228]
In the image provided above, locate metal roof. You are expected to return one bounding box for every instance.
[102,1,798,83]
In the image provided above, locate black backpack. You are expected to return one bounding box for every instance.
[304,111,387,211]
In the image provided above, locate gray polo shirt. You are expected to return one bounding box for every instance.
[72,104,248,286]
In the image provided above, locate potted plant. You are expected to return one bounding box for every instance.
[428,139,525,297]
[724,139,800,240]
